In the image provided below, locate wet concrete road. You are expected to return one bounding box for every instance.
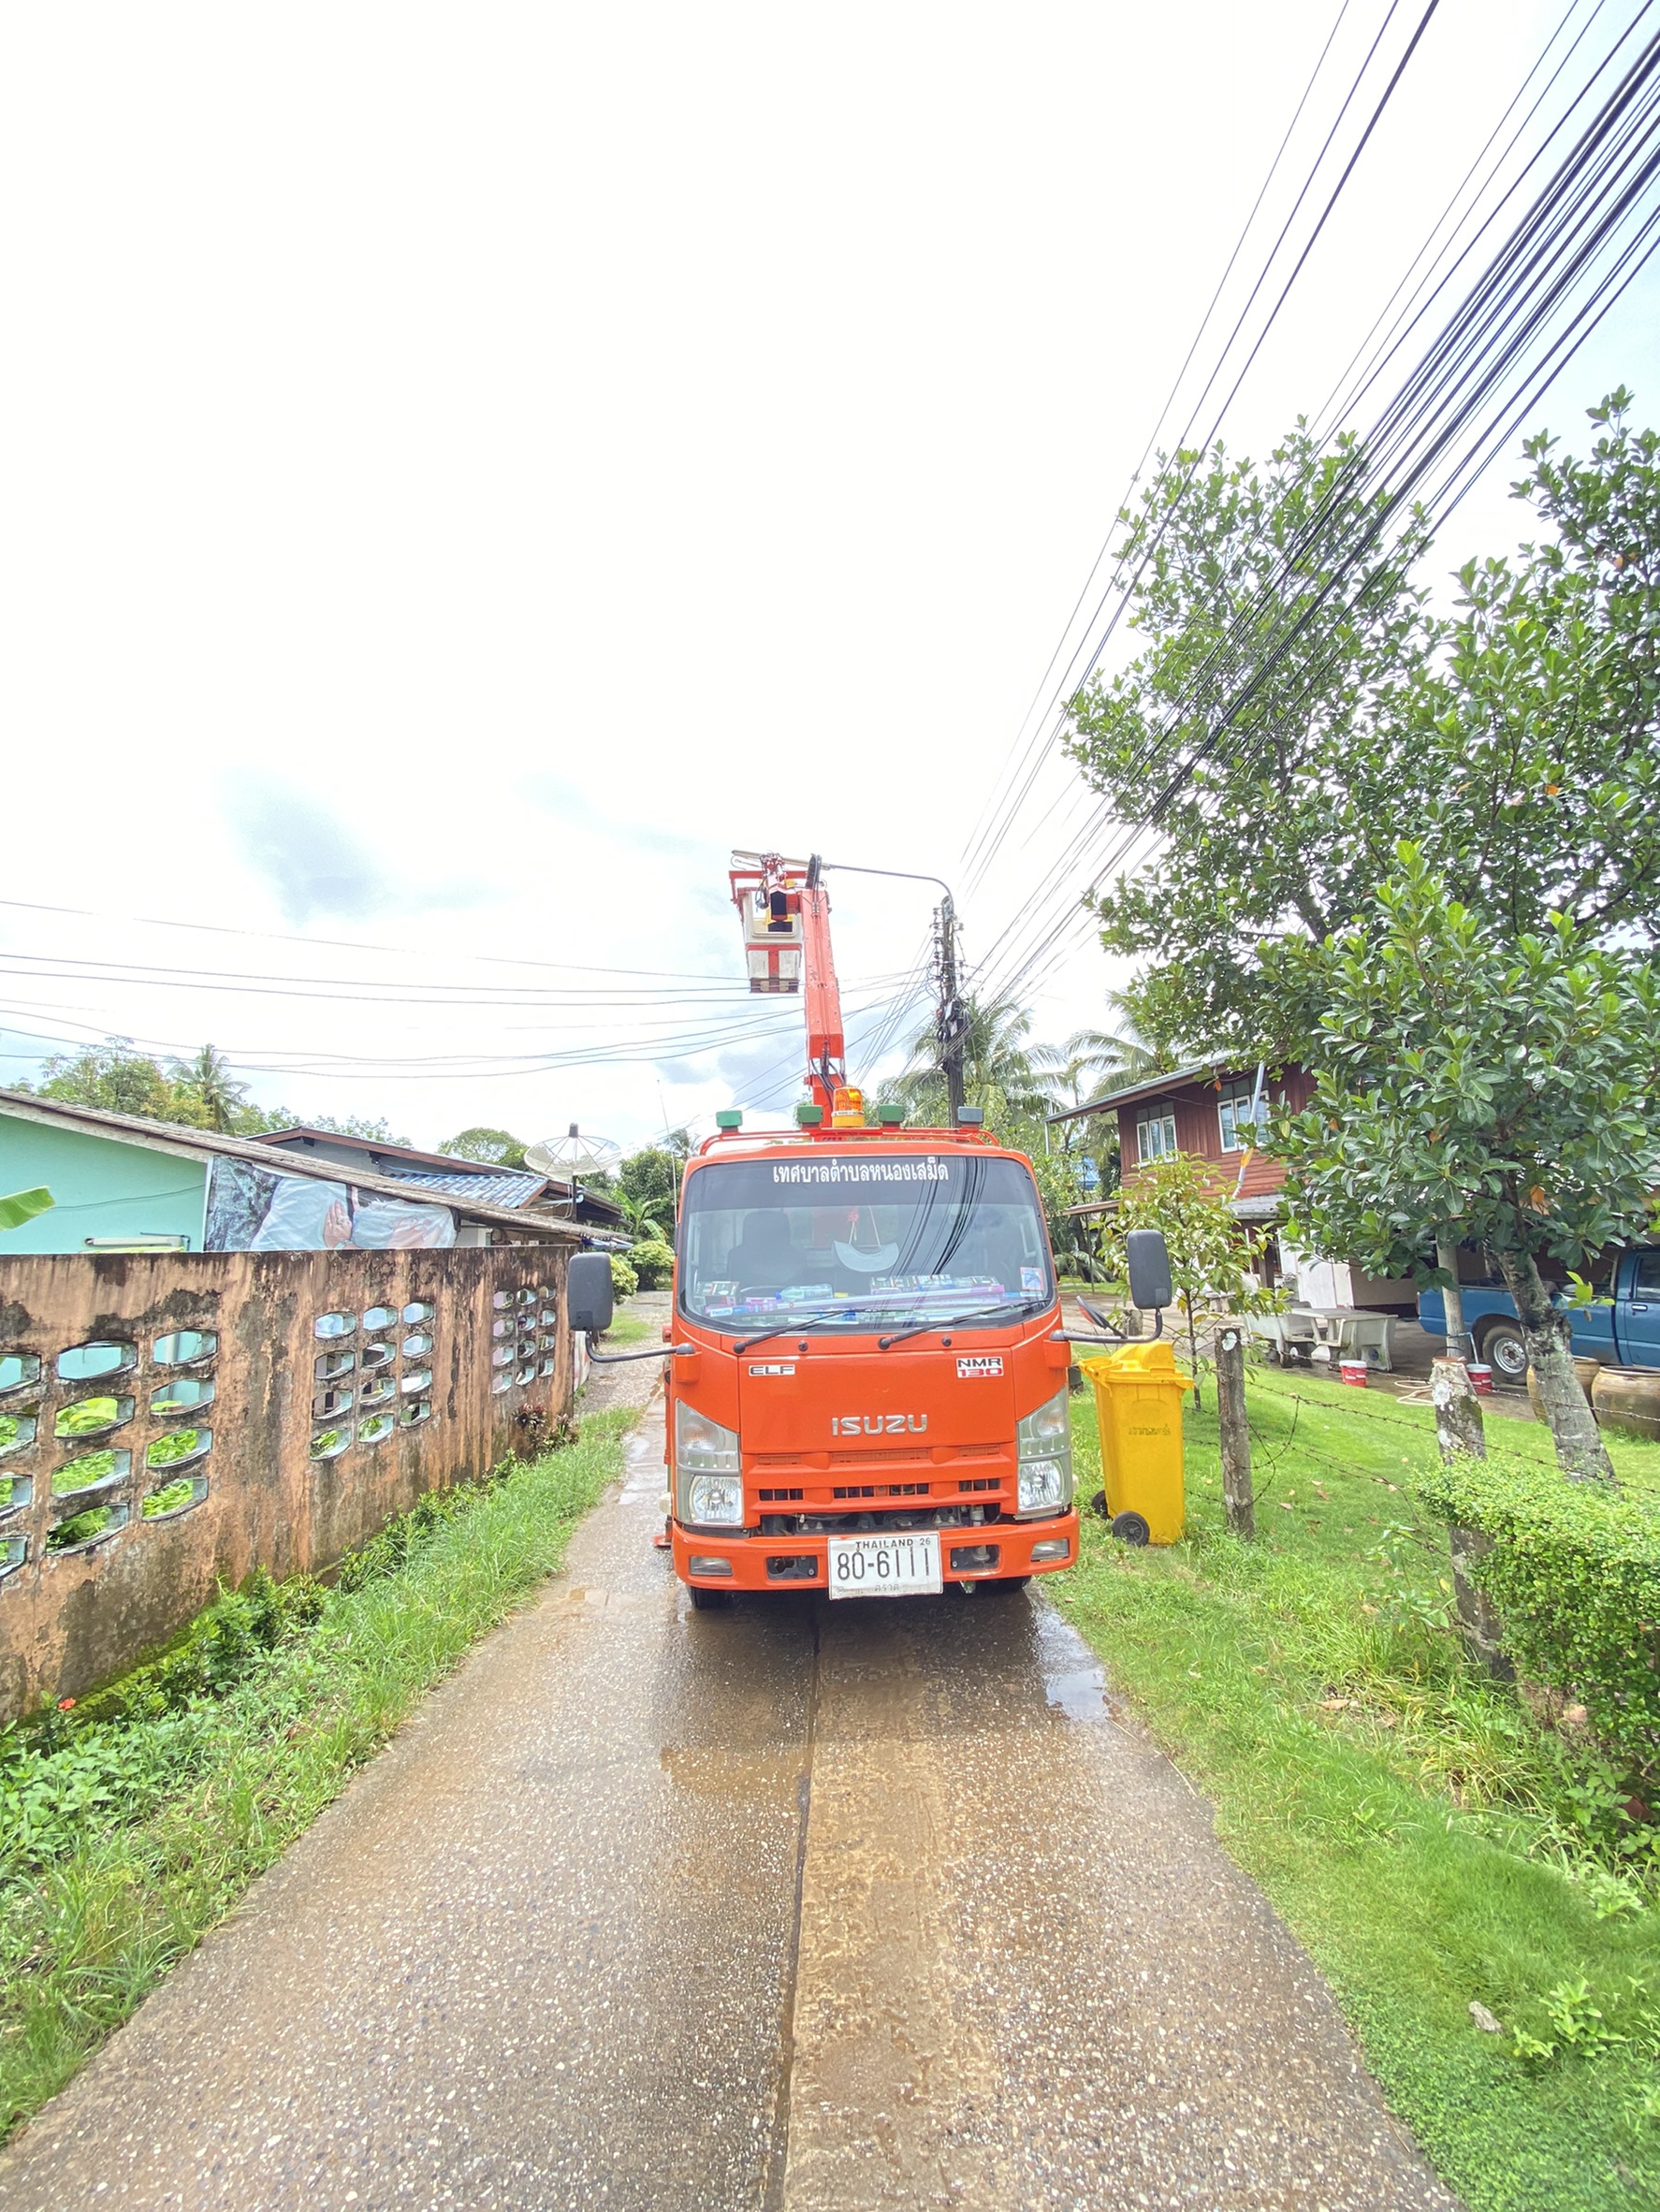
[0,1398,1455,2211]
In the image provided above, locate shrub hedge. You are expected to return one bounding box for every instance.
[629,1239,675,1289]
[1419,1456,1660,1782]
[608,1252,639,1300]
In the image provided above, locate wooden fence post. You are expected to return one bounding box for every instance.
[1432,1353,1510,1681]
[1216,1322,1254,1538]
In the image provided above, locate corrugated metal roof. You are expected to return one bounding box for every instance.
[1045,1066,1210,1125]
[386,1170,549,1208]
[0,1089,577,1242]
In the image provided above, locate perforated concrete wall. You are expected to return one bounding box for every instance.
[0,1244,575,1721]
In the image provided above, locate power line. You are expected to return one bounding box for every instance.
[962,0,1435,907]
[958,0,1365,893]
[972,4,1660,1011]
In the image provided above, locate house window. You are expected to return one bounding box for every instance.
[1135,1112,1178,1163]
[1217,1077,1269,1153]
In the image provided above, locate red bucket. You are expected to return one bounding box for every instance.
[1467,1362,1493,1396]
[1339,1359,1369,1388]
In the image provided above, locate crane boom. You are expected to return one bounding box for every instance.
[729,849,846,1115]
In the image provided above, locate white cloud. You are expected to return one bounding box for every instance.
[0,0,1646,1152]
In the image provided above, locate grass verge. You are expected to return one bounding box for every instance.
[0,1407,633,2139]
[1054,1365,1660,2212]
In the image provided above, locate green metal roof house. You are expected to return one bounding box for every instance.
[0,1090,573,1256]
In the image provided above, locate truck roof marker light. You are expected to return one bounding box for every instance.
[794,1104,823,1128]
[956,1105,984,1128]
[830,1085,865,1129]
[878,1103,905,1127]
[716,1110,743,1130]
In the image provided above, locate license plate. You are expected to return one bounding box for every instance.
[826,1530,942,1599]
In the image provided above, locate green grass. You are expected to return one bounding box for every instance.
[0,1409,633,2138]
[1055,1363,1660,2212]
[604,1303,652,1347]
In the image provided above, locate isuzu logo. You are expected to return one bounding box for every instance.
[831,1414,929,1436]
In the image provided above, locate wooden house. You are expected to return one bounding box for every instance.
[1047,1063,1417,1312]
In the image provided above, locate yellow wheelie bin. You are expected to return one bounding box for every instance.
[1079,1339,1194,1545]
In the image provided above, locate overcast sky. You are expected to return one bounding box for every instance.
[2,1,1653,1154]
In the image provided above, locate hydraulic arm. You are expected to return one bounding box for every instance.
[730,850,846,1116]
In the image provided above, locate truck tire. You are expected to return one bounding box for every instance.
[688,1584,732,1610]
[1478,1320,1528,1385]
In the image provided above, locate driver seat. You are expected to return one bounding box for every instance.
[730,1211,799,1290]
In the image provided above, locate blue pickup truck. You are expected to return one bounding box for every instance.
[1419,1246,1660,1385]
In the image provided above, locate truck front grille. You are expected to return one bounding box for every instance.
[758,1501,999,1536]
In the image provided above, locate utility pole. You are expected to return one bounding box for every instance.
[934,895,965,1123]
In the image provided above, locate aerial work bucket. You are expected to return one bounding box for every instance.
[739,885,803,994]
[1079,1339,1194,1545]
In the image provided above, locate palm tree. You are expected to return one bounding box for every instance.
[1058,991,1161,1104]
[885,991,1065,1120]
[169,1044,251,1132]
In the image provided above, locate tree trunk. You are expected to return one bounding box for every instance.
[1493,1249,1616,1486]
[1190,1310,1201,1410]
[1449,1525,1513,1682]
[1430,1354,1508,1679]
[1431,1354,1485,1462]
[1436,1235,1471,1360]
[1216,1323,1254,1537]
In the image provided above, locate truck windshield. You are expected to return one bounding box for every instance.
[677,1153,1054,1332]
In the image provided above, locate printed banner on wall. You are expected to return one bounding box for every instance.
[205,1159,457,1251]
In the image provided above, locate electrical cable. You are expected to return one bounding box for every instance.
[962,0,1437,907]
[958,0,1364,891]
[965,3,1660,1013]
[973,16,1660,1010]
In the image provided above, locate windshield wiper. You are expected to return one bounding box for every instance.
[877,1297,1042,1351]
[730,1303,884,1354]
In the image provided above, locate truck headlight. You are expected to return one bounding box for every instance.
[686,1473,744,1525]
[675,1402,742,1522]
[676,1400,739,1473]
[1015,1388,1072,1515]
[1018,1460,1066,1511]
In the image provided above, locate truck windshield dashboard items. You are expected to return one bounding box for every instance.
[677,1154,1052,1334]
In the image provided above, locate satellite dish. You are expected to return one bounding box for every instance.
[524,1123,623,1183]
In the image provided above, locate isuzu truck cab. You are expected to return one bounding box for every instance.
[658,1117,1076,1605]
[563,847,1112,1608]
[566,1115,1079,1606]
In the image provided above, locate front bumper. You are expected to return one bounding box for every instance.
[671,1509,1079,1591]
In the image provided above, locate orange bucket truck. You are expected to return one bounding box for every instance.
[564,851,1172,1608]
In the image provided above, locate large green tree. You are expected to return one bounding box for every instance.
[1065,423,1440,1062]
[1065,395,1660,1063]
[36,1039,181,1121]
[27,1036,409,1142]
[440,1126,528,1168]
[1276,850,1660,1485]
[619,1142,687,1224]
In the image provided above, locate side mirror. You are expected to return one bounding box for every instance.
[1126,1229,1172,1313]
[566,1251,615,1336]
